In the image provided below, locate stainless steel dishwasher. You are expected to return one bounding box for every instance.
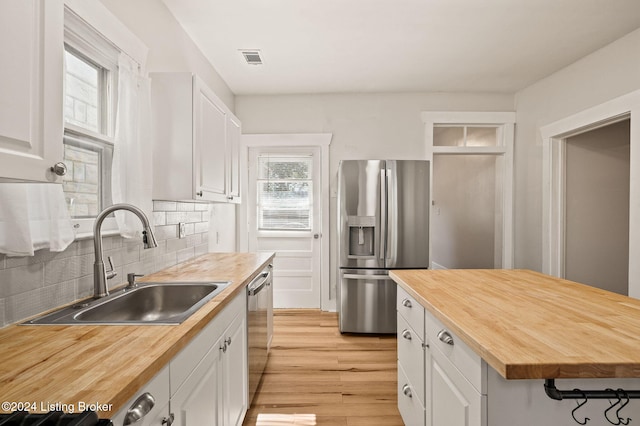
[247,263,272,406]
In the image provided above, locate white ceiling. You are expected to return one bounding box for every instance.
[162,0,640,96]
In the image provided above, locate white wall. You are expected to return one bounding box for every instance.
[514,28,640,271]
[98,0,235,110]
[235,92,514,302]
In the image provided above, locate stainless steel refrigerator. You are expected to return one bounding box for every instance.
[337,160,430,333]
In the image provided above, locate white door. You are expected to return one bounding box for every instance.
[247,147,322,308]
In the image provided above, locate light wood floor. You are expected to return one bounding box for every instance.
[243,309,403,426]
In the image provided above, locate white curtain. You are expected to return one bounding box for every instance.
[112,53,153,238]
[0,184,74,256]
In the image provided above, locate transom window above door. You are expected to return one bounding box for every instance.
[257,155,313,231]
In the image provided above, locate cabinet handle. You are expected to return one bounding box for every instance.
[162,413,175,426]
[402,384,412,398]
[402,299,412,308]
[123,392,155,425]
[437,329,454,346]
[50,162,67,176]
[401,329,412,340]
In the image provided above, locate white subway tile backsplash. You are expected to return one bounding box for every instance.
[186,212,202,223]
[177,202,195,212]
[166,211,187,225]
[0,264,44,298]
[6,280,76,325]
[44,257,81,286]
[153,212,166,226]
[0,200,213,327]
[177,247,195,264]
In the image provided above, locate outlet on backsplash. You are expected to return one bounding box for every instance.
[179,222,186,239]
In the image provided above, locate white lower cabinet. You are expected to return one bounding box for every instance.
[111,291,247,426]
[172,292,248,426]
[397,287,426,426]
[397,285,487,426]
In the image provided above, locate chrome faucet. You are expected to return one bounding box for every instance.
[93,203,158,298]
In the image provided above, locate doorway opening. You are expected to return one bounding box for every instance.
[541,90,640,297]
[422,112,515,270]
[562,120,630,294]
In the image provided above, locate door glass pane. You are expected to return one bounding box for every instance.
[257,156,312,230]
[432,154,503,269]
[466,126,498,147]
[433,126,464,147]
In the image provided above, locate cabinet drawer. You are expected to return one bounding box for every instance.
[171,292,246,396]
[397,285,424,337]
[426,309,486,394]
[397,313,425,404]
[398,363,426,426]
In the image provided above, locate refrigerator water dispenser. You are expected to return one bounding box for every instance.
[347,216,375,258]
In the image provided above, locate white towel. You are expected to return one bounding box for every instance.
[0,183,75,256]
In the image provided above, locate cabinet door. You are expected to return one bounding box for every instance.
[193,76,227,202]
[429,351,485,426]
[221,312,248,426]
[226,115,241,203]
[0,0,64,182]
[171,340,222,426]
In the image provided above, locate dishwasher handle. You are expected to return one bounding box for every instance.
[248,270,270,296]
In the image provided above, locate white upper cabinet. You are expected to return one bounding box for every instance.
[0,0,64,182]
[151,72,241,203]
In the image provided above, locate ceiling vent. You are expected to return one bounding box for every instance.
[241,50,263,65]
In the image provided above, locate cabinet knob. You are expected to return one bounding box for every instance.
[402,384,412,398]
[196,191,203,197]
[50,162,67,176]
[401,329,412,340]
[227,195,234,200]
[402,298,412,308]
[437,329,454,346]
[225,337,232,346]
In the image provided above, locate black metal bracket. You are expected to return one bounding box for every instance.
[544,379,640,400]
[545,379,640,425]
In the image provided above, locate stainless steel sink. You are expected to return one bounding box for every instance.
[22,282,230,325]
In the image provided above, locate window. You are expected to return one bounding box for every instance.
[63,8,118,220]
[433,125,499,147]
[257,156,313,230]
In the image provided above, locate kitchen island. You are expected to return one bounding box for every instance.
[391,269,640,426]
[0,252,273,421]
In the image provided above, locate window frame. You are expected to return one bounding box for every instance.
[62,0,148,239]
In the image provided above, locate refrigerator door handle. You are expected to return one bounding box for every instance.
[386,163,394,263]
[379,167,387,262]
[342,273,390,280]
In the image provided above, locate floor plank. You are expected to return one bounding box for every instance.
[243,309,403,426]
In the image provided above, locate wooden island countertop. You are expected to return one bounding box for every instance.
[390,269,640,380]
[0,252,274,417]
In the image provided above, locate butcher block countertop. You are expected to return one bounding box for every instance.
[0,252,274,417]
[390,269,640,380]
